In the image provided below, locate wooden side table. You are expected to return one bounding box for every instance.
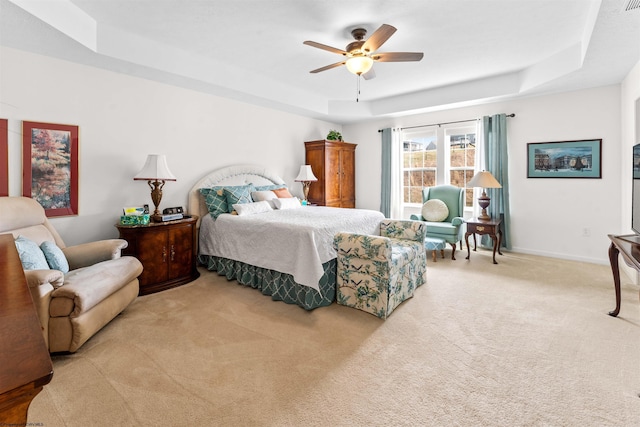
[607,234,640,317]
[116,216,199,295]
[465,217,503,264]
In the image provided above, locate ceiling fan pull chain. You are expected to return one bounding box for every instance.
[356,75,361,102]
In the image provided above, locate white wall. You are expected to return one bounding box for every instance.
[621,59,640,234]
[0,47,340,245]
[1,46,634,266]
[619,59,640,282]
[344,86,623,264]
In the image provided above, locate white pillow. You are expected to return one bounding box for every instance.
[232,201,273,216]
[251,190,277,202]
[421,199,449,222]
[251,190,278,208]
[273,197,301,210]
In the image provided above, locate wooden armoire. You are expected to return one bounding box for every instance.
[304,140,357,208]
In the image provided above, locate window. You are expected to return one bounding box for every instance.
[447,127,476,208]
[401,123,477,210]
[402,129,437,205]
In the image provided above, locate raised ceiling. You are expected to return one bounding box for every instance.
[1,0,639,123]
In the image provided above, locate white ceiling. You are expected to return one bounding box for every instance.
[1,0,639,123]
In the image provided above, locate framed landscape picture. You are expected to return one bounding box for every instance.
[527,139,602,178]
[22,121,79,216]
[0,119,7,196]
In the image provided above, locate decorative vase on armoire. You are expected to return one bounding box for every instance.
[304,140,356,208]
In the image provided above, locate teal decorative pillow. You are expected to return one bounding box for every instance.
[254,184,287,191]
[200,186,228,219]
[224,184,254,212]
[40,241,70,273]
[14,235,49,270]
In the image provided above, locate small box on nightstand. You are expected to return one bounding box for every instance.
[119,214,150,225]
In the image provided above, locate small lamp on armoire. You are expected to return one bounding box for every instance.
[294,165,318,203]
[134,154,176,222]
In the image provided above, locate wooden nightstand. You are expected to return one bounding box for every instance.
[116,216,199,295]
[465,217,503,264]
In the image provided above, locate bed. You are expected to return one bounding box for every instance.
[188,164,385,309]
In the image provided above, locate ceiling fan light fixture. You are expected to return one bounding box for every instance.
[345,56,373,76]
[304,24,422,79]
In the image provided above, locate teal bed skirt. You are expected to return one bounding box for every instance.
[197,254,336,310]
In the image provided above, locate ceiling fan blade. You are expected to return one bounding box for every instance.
[362,24,397,53]
[362,68,376,80]
[309,61,346,73]
[372,52,424,62]
[303,40,348,56]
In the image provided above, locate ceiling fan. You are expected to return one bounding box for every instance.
[303,24,424,80]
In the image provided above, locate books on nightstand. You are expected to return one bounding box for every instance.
[158,213,183,222]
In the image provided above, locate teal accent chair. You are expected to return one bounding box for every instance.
[410,185,465,260]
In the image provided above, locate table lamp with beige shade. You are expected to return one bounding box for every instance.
[294,165,318,203]
[134,154,176,222]
[468,170,502,221]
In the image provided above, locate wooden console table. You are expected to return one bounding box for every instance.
[0,234,53,424]
[607,234,640,317]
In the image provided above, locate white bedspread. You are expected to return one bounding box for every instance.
[199,206,385,292]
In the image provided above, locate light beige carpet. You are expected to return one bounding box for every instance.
[28,249,640,426]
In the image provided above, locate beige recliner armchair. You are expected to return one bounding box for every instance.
[0,196,143,353]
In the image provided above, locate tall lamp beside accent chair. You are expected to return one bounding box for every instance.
[467,170,502,221]
[134,154,176,222]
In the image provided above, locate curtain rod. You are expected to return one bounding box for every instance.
[377,113,515,132]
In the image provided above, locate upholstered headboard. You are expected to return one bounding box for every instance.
[188,164,286,226]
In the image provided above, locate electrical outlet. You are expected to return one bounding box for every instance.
[582,227,591,237]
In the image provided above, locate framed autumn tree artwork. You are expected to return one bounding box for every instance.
[22,121,79,217]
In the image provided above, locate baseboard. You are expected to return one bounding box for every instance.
[509,246,608,266]
[619,262,639,285]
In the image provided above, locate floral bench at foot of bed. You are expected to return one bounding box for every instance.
[334,219,428,319]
